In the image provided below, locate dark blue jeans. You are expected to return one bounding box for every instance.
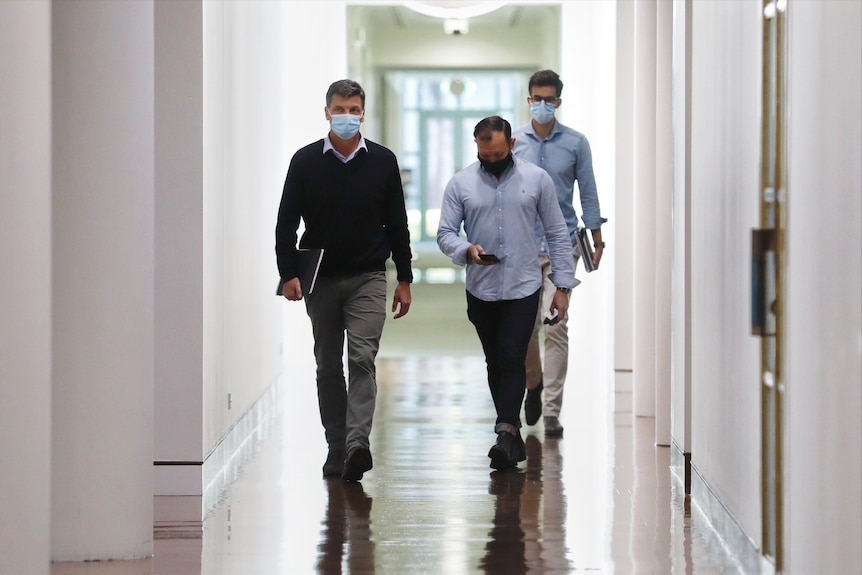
[466,289,541,428]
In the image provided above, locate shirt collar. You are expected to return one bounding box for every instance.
[323,134,368,162]
[525,119,562,141]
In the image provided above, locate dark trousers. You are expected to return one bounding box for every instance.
[304,272,387,454]
[466,289,541,428]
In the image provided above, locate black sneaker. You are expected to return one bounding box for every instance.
[488,429,527,470]
[342,445,373,482]
[322,448,345,478]
[524,379,543,426]
[543,416,564,437]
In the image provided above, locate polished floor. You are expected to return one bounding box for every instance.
[51,360,752,575]
[52,282,755,574]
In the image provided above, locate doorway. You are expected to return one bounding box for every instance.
[381,69,531,243]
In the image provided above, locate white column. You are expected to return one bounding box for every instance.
[0,2,52,573]
[654,0,673,444]
[614,0,636,410]
[154,0,204,496]
[51,1,155,561]
[670,0,693,465]
[632,0,658,418]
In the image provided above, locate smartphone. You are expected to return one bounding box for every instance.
[479,253,500,263]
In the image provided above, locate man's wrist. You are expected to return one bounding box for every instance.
[590,228,603,249]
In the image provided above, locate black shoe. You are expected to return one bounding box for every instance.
[342,445,373,482]
[488,429,526,470]
[544,416,564,437]
[322,448,345,478]
[524,379,543,426]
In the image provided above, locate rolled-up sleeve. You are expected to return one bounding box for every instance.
[537,173,577,289]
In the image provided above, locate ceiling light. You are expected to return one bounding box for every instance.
[401,1,506,20]
[443,18,469,35]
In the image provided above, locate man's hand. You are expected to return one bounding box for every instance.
[467,244,499,266]
[392,281,412,319]
[549,289,569,324]
[282,278,303,301]
[591,229,605,269]
[592,245,604,269]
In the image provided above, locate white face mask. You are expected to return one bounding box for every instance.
[330,114,361,139]
[530,101,556,124]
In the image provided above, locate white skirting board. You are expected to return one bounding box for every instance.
[671,442,763,574]
[202,377,284,516]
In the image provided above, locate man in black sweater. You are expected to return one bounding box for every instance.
[276,79,413,482]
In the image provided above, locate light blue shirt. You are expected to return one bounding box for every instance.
[437,156,577,301]
[513,120,607,252]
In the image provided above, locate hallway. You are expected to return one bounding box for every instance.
[52,354,752,574]
[4,2,860,573]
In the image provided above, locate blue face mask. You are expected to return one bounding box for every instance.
[530,101,556,124]
[330,114,361,139]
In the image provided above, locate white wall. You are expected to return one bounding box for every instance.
[0,1,52,573]
[202,1,346,454]
[203,1,288,452]
[280,3,348,160]
[785,1,862,573]
[154,0,204,495]
[559,0,616,424]
[51,1,155,560]
[688,0,762,543]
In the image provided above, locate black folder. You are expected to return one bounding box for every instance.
[276,248,324,295]
[576,227,595,273]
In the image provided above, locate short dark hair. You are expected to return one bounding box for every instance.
[473,115,512,141]
[528,69,564,97]
[326,79,366,108]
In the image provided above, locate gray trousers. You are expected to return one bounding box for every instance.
[304,271,387,454]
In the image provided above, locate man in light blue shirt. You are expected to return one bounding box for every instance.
[513,69,607,437]
[438,115,576,470]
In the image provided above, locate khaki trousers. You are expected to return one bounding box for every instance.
[525,246,580,418]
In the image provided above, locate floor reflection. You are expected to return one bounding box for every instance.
[477,438,573,574]
[317,480,375,574]
[50,355,754,575]
[480,471,527,574]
